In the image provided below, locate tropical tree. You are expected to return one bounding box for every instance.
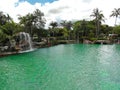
[110,8,120,26]
[73,21,81,42]
[6,14,12,23]
[18,15,30,32]
[50,21,58,29]
[0,11,6,25]
[90,8,105,38]
[0,28,8,44]
[0,11,13,25]
[49,21,58,37]
[113,25,120,34]
[0,12,18,45]
[33,9,46,29]
[81,19,87,37]
[61,20,72,30]
[60,20,73,40]
[18,9,46,40]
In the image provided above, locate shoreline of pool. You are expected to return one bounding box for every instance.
[0,39,119,58]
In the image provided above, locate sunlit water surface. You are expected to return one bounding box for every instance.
[0,44,120,90]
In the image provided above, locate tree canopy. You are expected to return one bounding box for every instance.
[0,8,120,45]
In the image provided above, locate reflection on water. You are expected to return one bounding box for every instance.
[0,44,120,90]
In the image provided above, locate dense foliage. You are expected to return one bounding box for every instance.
[0,8,120,45]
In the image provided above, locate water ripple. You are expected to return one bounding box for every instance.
[0,44,120,90]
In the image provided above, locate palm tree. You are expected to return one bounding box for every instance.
[90,8,105,37]
[81,19,87,37]
[49,21,58,37]
[0,12,13,25]
[60,20,73,40]
[18,15,27,29]
[50,21,58,29]
[18,13,35,38]
[0,11,7,25]
[33,9,46,40]
[60,20,72,30]
[6,14,12,23]
[110,8,120,26]
[18,9,46,39]
[33,9,46,29]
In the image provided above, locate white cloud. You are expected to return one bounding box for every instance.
[0,0,120,28]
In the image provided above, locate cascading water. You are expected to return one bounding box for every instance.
[26,33,33,50]
[19,32,33,52]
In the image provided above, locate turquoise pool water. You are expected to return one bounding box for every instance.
[0,44,120,90]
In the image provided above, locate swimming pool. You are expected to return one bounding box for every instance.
[0,44,120,90]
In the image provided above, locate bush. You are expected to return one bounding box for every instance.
[89,38,97,41]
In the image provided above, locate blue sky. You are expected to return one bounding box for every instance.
[19,0,57,4]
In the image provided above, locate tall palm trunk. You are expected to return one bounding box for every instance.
[115,16,117,26]
[96,20,99,38]
[90,8,104,38]
[97,20,100,38]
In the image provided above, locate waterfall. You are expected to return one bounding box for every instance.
[26,33,33,50]
[19,32,33,51]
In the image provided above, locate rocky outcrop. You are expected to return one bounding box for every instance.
[94,40,111,44]
[83,39,93,44]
